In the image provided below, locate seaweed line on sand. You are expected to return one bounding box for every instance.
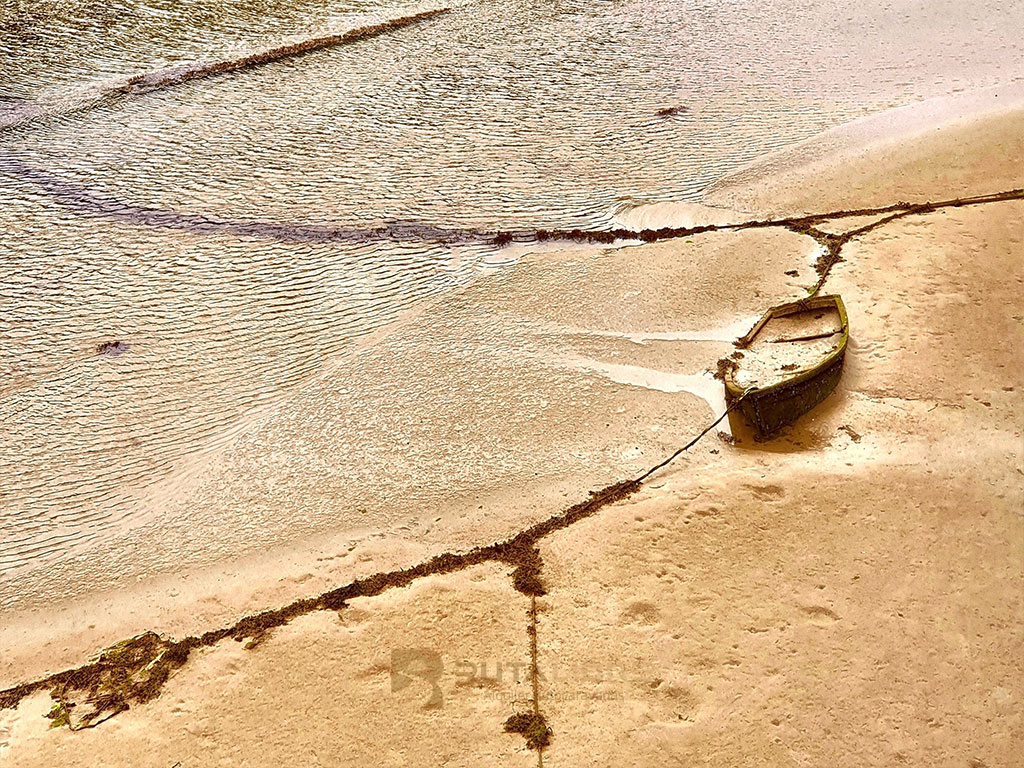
[784,204,962,294]
[514,188,1024,250]
[0,479,638,726]
[503,595,552,757]
[1,187,1022,735]
[1,151,1017,248]
[0,402,740,734]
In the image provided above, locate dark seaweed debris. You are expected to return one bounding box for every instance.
[96,340,129,356]
[2,632,198,730]
[121,9,452,95]
[838,424,862,442]
[3,186,1022,730]
[504,712,552,750]
[0,480,641,725]
[656,106,687,117]
[714,356,738,381]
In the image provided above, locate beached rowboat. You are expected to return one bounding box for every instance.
[724,294,848,435]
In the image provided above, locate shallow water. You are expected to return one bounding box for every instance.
[1,0,1021,598]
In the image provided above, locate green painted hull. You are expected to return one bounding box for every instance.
[724,294,848,436]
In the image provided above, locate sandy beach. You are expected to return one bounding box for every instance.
[1,86,1021,766]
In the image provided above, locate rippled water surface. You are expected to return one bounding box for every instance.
[1,0,1022,599]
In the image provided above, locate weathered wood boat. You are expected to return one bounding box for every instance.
[724,294,848,435]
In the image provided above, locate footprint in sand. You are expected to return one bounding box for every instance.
[744,483,786,500]
[646,679,700,723]
[800,605,840,625]
[620,600,661,626]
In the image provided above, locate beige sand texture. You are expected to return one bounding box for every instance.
[2,564,538,768]
[1,106,1022,766]
[536,109,1024,766]
[705,99,1024,216]
[0,225,816,689]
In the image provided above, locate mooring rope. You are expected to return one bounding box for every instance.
[3,190,1020,733]
[633,395,747,484]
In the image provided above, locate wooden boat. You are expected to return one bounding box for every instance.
[724,294,848,435]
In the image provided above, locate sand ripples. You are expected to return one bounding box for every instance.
[1,0,1021,588]
[0,202,489,574]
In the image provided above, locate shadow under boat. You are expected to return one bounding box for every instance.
[724,294,849,437]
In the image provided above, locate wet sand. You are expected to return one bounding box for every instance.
[1,98,1021,764]
[5,0,1024,592]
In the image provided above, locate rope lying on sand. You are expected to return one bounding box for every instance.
[0,389,749,733]
[1,186,1021,738]
[635,399,744,483]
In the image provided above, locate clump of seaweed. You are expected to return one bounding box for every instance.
[506,544,545,596]
[25,633,198,730]
[713,356,738,381]
[655,106,687,117]
[96,340,129,356]
[838,424,862,442]
[813,241,845,278]
[504,712,552,749]
[45,700,71,729]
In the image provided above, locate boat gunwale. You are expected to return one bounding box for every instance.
[723,294,849,401]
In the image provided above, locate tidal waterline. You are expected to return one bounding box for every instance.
[1,0,1021,604]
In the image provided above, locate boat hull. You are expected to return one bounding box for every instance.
[736,352,844,434]
[724,294,848,436]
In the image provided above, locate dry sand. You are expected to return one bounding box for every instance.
[1,103,1021,766]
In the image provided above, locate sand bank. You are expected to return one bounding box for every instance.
[1,102,1021,765]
